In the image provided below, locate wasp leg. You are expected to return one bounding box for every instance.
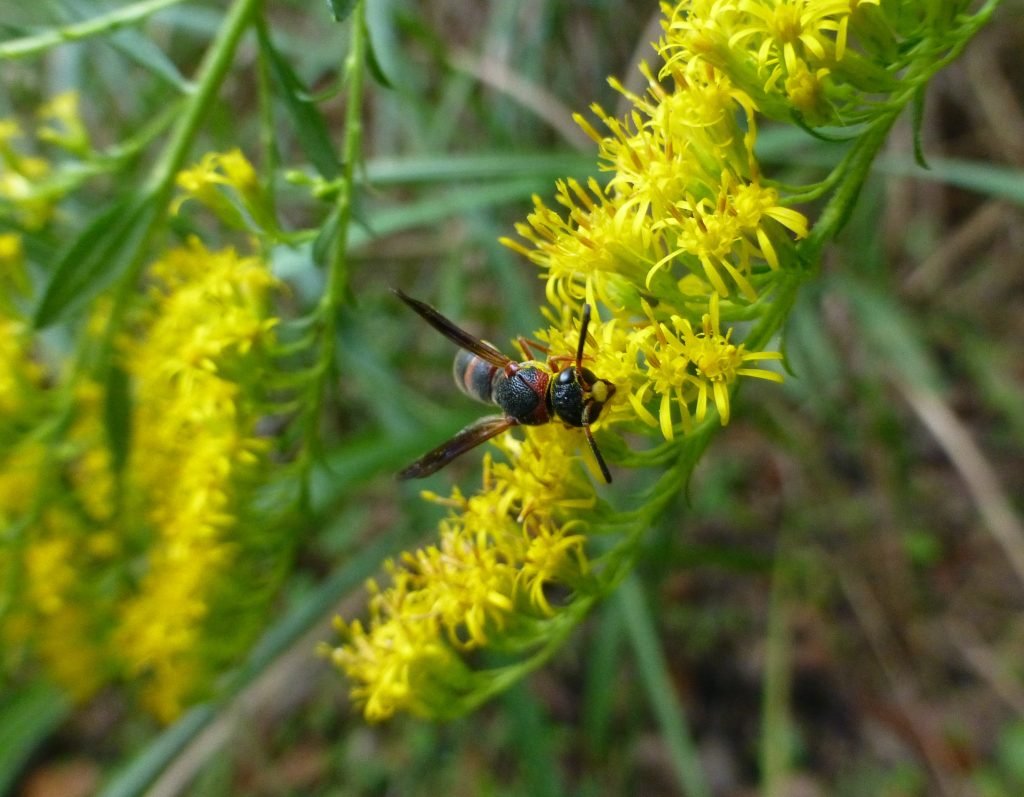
[515,336,550,361]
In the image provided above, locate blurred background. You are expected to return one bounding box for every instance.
[3,1,1024,795]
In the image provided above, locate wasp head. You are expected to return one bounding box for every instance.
[551,366,615,427]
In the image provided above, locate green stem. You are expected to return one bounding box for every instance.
[143,0,262,201]
[97,0,263,357]
[0,0,187,60]
[298,0,367,486]
[41,0,264,514]
[799,111,899,266]
[326,0,367,308]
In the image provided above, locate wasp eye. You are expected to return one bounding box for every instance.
[556,368,576,385]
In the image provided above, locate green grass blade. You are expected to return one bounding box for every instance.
[0,681,71,795]
[876,155,1024,205]
[363,152,597,184]
[618,575,710,797]
[502,682,564,797]
[582,598,625,756]
[326,0,357,23]
[760,561,795,797]
[97,530,399,797]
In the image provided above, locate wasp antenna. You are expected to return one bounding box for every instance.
[576,303,591,372]
[582,402,612,483]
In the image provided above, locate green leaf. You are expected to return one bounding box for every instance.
[996,721,1024,786]
[362,11,393,89]
[256,20,340,180]
[103,363,133,477]
[618,576,710,797]
[0,681,70,796]
[47,0,188,90]
[107,26,189,91]
[582,601,625,755]
[325,0,357,23]
[840,276,943,392]
[879,156,1024,206]
[33,194,158,329]
[363,152,596,184]
[311,205,340,268]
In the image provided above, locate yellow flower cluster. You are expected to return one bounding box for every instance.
[173,148,275,233]
[0,384,117,702]
[0,233,283,721]
[330,0,821,721]
[509,24,805,442]
[656,0,988,127]
[331,428,597,720]
[115,239,279,721]
[0,91,90,229]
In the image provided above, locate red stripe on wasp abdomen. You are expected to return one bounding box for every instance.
[453,348,498,404]
[454,348,552,425]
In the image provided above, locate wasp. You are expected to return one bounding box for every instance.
[394,289,616,482]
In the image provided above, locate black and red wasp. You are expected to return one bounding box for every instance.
[394,289,616,482]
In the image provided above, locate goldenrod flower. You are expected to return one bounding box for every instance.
[332,428,599,720]
[332,0,803,720]
[0,119,55,229]
[0,421,115,702]
[36,91,90,156]
[114,238,280,721]
[20,510,110,700]
[504,23,799,442]
[330,0,993,722]
[0,96,94,229]
[0,233,29,313]
[173,149,276,233]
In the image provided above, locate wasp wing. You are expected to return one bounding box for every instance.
[394,288,511,369]
[398,415,517,479]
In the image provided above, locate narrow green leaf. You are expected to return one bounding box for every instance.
[347,177,563,248]
[33,194,158,328]
[362,12,393,89]
[363,152,597,184]
[103,363,133,476]
[760,561,795,797]
[325,0,357,23]
[45,0,188,90]
[256,21,340,180]
[502,683,563,797]
[880,156,1024,206]
[618,575,711,797]
[108,27,190,91]
[840,275,943,392]
[582,601,625,756]
[311,205,340,269]
[97,707,211,797]
[0,681,70,796]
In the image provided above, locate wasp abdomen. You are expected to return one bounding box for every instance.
[454,348,498,404]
